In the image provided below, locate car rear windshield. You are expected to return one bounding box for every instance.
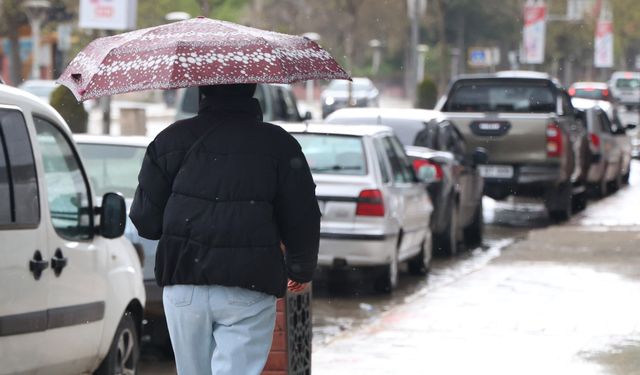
[76,143,146,199]
[572,88,607,100]
[614,78,640,89]
[293,134,367,175]
[444,79,556,113]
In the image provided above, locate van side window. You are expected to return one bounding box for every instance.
[34,117,92,240]
[0,109,39,226]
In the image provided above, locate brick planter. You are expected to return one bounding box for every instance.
[262,287,312,375]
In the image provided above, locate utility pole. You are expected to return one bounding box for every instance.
[407,0,426,105]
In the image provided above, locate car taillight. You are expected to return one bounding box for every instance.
[546,122,563,157]
[412,158,443,181]
[568,87,576,96]
[602,89,610,98]
[356,189,385,217]
[589,132,601,150]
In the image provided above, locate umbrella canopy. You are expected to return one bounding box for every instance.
[58,17,350,101]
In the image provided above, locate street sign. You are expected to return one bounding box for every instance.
[522,0,547,64]
[468,47,500,68]
[594,19,614,68]
[594,1,614,68]
[79,0,137,30]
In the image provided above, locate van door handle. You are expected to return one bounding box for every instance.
[29,250,49,280]
[51,248,68,277]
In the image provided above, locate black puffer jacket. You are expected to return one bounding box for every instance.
[129,97,320,297]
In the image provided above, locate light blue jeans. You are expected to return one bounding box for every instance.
[163,285,277,375]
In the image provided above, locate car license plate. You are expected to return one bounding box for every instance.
[479,165,514,179]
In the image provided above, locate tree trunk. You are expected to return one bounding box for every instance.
[199,0,211,17]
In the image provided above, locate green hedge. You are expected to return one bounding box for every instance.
[50,85,88,133]
[416,77,438,109]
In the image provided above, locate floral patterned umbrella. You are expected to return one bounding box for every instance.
[58,17,350,101]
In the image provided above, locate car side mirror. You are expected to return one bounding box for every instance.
[302,111,313,121]
[416,164,439,183]
[472,147,489,166]
[100,192,126,239]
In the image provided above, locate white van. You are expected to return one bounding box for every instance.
[609,71,640,104]
[0,84,145,374]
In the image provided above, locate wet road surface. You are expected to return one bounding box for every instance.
[313,161,640,374]
[140,162,640,374]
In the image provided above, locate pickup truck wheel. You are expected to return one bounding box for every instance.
[622,171,630,185]
[547,183,572,222]
[433,200,458,257]
[607,171,622,193]
[94,312,139,375]
[463,200,484,248]
[408,241,431,276]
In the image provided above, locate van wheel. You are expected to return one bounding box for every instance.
[94,312,139,375]
[408,241,431,276]
[463,200,484,248]
[374,248,399,294]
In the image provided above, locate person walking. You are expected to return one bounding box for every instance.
[129,83,320,375]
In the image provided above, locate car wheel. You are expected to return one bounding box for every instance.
[408,240,431,276]
[547,183,572,222]
[622,171,630,185]
[433,200,458,257]
[607,170,622,193]
[374,247,399,294]
[463,199,484,248]
[571,189,588,213]
[94,312,139,375]
[594,176,608,198]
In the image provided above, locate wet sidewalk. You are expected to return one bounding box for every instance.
[313,166,640,374]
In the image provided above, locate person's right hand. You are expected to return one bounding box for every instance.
[287,280,309,293]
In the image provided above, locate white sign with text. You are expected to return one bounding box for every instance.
[79,0,137,30]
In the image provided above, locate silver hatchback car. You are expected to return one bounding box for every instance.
[279,123,433,292]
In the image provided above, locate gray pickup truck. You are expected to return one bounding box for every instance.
[437,71,590,220]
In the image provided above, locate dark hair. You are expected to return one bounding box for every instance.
[199,84,257,100]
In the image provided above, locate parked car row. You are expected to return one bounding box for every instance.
[571,98,636,196]
[570,72,640,160]
[7,70,634,373]
[325,108,486,256]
